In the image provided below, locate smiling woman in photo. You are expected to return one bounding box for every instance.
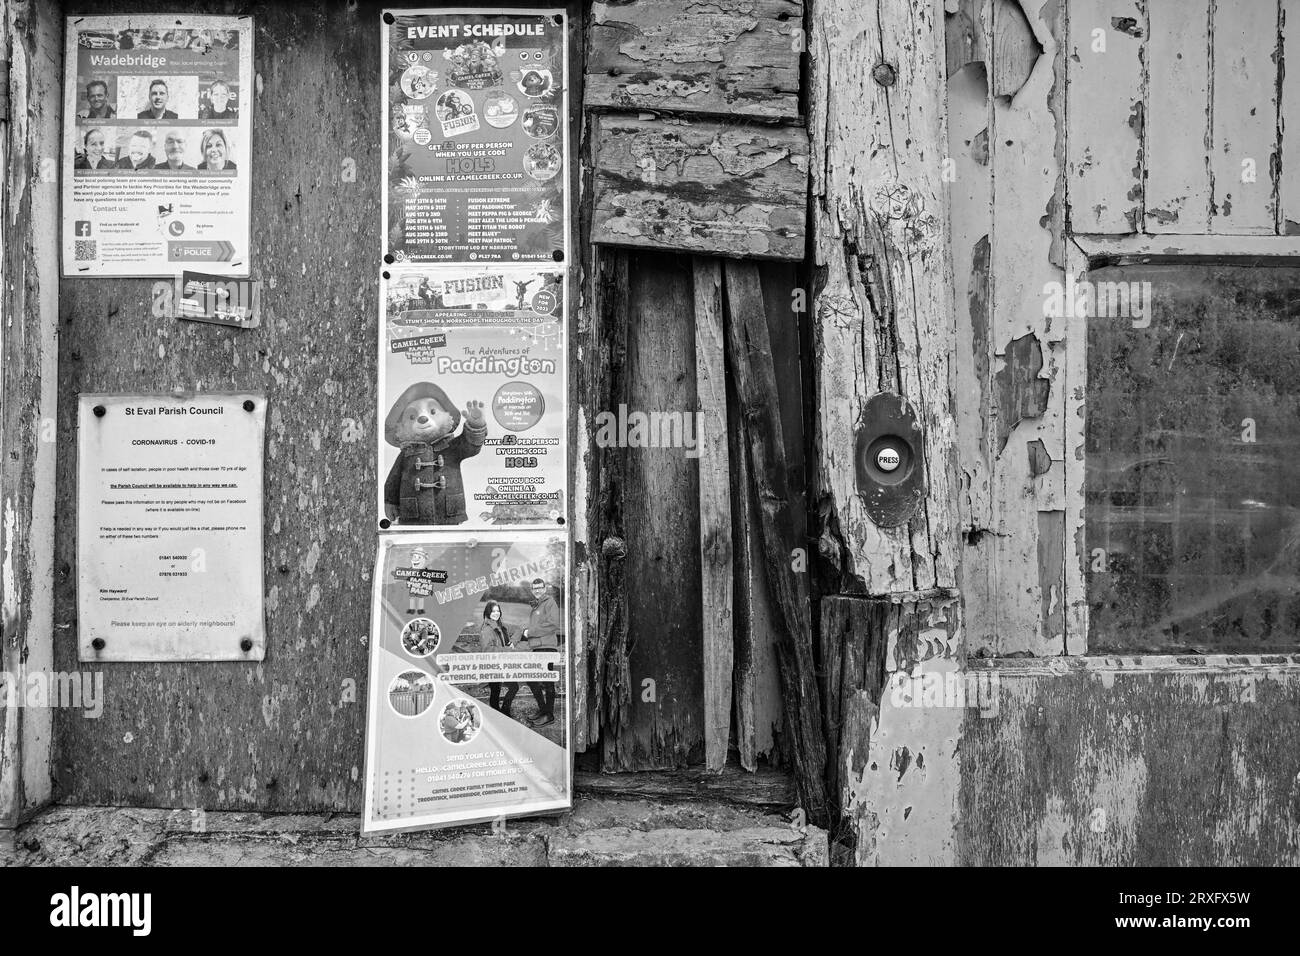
[74,128,114,169]
[197,129,237,172]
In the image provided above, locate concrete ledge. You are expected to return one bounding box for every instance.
[0,797,828,867]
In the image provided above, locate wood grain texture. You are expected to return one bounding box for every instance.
[724,260,826,819]
[1144,0,1212,233]
[1209,0,1281,234]
[54,1,384,812]
[585,0,803,120]
[959,659,1300,865]
[591,113,808,260]
[1283,0,1300,233]
[1066,0,1145,233]
[809,0,960,597]
[1,0,61,825]
[620,252,705,768]
[692,257,732,772]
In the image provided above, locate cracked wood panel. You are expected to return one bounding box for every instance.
[1209,0,1280,234]
[590,113,808,259]
[1,0,61,824]
[1066,0,1144,234]
[1284,0,1300,232]
[53,1,383,811]
[1144,0,1211,233]
[980,0,1070,655]
[810,0,960,597]
[585,0,803,120]
[958,659,1300,865]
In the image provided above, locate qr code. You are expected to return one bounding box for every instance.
[74,239,97,262]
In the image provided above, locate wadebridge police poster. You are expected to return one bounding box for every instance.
[363,532,570,832]
[61,14,253,277]
[378,264,566,529]
[382,8,569,262]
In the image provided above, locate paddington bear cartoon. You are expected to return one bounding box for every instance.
[384,382,487,525]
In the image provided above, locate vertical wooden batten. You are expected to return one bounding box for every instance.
[809,0,963,858]
[1,0,60,826]
[692,258,733,772]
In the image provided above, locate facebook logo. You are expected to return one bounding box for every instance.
[74,220,92,237]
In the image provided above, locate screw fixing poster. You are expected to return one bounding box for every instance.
[363,532,570,832]
[61,15,253,277]
[382,8,569,263]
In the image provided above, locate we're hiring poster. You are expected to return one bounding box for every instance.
[382,8,569,263]
[363,532,570,832]
[61,15,252,277]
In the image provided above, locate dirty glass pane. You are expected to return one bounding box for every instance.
[1086,265,1300,654]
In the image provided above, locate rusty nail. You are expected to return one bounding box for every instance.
[872,62,897,87]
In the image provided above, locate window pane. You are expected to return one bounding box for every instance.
[1086,265,1300,654]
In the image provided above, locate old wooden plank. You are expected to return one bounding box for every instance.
[574,766,797,808]
[692,257,733,772]
[591,113,808,260]
[1072,232,1300,259]
[1283,0,1300,233]
[1144,0,1212,233]
[585,0,803,120]
[1,0,61,826]
[991,0,1040,97]
[724,260,827,820]
[948,0,996,649]
[946,0,988,77]
[958,662,1300,865]
[809,0,961,597]
[619,252,705,768]
[978,0,1070,657]
[1210,0,1281,234]
[1066,0,1145,233]
[588,250,634,769]
[730,376,783,771]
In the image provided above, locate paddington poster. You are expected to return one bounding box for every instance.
[61,15,253,277]
[377,264,566,529]
[362,531,570,832]
[382,8,568,262]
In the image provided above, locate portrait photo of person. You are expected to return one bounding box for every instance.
[199,79,238,120]
[197,129,236,172]
[154,129,195,171]
[115,129,157,171]
[137,79,178,119]
[77,80,117,118]
[73,128,115,169]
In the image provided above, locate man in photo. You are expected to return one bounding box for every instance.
[137,79,178,119]
[115,130,156,171]
[199,79,237,120]
[517,578,561,727]
[78,80,116,118]
[154,130,195,171]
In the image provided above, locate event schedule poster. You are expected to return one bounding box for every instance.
[378,264,566,529]
[61,15,253,277]
[363,532,571,832]
[382,8,569,263]
[77,393,266,662]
